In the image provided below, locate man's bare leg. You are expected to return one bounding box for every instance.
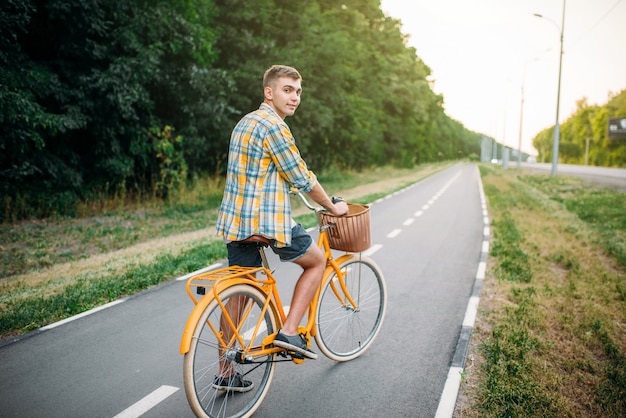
[218,294,248,376]
[280,244,325,336]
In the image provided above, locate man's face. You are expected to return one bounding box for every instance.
[265,77,302,119]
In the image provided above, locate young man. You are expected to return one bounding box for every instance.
[214,65,347,390]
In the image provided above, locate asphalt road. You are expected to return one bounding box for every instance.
[0,163,486,418]
[517,162,626,191]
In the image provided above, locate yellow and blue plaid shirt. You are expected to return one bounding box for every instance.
[216,103,317,247]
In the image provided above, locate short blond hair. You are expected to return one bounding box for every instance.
[263,65,302,88]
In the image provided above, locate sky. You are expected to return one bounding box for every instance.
[380,0,626,155]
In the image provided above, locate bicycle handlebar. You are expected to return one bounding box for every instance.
[292,190,344,213]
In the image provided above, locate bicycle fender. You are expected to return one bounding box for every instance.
[179,278,265,354]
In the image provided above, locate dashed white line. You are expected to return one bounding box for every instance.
[462,296,480,327]
[363,244,382,257]
[113,385,179,418]
[435,165,490,418]
[476,261,487,280]
[435,367,464,418]
[377,170,464,267]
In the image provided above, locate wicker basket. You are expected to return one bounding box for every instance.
[317,203,371,252]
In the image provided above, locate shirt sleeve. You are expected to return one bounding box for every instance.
[264,122,317,192]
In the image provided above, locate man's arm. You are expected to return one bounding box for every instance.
[306,183,348,216]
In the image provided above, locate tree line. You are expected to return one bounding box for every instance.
[1,0,484,222]
[533,89,626,167]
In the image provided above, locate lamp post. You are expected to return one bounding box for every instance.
[517,82,524,168]
[534,0,566,177]
[516,57,539,168]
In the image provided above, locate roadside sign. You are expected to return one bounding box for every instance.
[608,117,626,139]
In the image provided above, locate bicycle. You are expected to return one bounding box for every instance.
[179,192,387,418]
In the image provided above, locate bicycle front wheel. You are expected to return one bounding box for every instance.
[315,255,387,361]
[183,284,277,418]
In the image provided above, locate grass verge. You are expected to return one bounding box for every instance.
[456,165,625,417]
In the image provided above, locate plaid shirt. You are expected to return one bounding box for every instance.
[216,103,317,246]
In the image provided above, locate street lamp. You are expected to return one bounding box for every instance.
[534,0,566,176]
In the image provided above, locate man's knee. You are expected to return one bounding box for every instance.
[296,245,325,270]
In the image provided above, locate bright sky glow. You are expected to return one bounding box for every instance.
[381,0,626,155]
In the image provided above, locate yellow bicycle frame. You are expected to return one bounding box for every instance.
[179,266,272,354]
[180,224,360,355]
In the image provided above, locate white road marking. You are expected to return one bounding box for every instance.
[113,385,179,418]
[33,263,225,334]
[476,261,487,280]
[363,244,382,257]
[435,367,464,418]
[386,229,402,238]
[436,165,489,417]
[462,296,480,327]
[41,300,125,331]
[403,218,414,226]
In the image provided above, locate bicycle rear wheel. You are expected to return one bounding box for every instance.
[315,255,387,361]
[183,284,277,418]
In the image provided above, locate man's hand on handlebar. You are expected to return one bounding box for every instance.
[330,196,349,216]
[299,183,348,215]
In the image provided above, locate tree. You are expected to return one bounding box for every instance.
[2,0,487,221]
[1,0,222,220]
[532,89,626,167]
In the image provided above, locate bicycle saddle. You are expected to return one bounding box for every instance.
[239,235,271,246]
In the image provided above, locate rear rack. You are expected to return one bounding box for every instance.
[185,266,274,304]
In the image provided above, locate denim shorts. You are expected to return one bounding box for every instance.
[227,223,313,267]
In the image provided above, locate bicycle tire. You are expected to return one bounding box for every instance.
[315,255,387,361]
[183,284,277,418]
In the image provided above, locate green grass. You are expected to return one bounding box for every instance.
[0,194,222,278]
[0,241,226,335]
[465,165,626,417]
[522,175,626,268]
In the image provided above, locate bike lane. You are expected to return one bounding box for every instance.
[0,163,486,418]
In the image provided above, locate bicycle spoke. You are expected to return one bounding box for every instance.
[193,336,222,350]
[315,256,387,361]
[183,285,277,418]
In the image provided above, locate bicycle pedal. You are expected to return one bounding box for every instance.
[288,350,305,360]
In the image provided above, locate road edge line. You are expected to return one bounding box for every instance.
[0,264,223,348]
[435,164,490,417]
